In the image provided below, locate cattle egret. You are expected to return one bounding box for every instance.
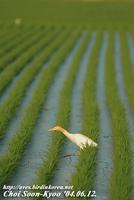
[48,126,98,150]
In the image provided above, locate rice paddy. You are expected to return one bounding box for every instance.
[0,0,134,200]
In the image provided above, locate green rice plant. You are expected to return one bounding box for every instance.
[0,27,51,71]
[0,26,34,62]
[0,26,26,48]
[29,32,91,200]
[119,32,134,112]
[0,29,71,139]
[0,0,133,27]
[0,26,37,57]
[0,28,13,40]
[0,27,61,94]
[106,32,132,200]
[0,31,80,187]
[68,32,103,200]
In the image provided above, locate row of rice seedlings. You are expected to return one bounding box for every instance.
[0,27,32,58]
[67,32,103,200]
[50,33,97,188]
[30,32,91,199]
[0,25,37,57]
[0,27,61,93]
[0,30,73,156]
[106,32,133,200]
[0,27,52,71]
[0,27,46,70]
[0,31,80,187]
[0,26,29,53]
[125,32,134,70]
[0,25,27,47]
[6,32,82,188]
[0,23,14,31]
[0,29,71,139]
[0,27,14,39]
[119,32,134,111]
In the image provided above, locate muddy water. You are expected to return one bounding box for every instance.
[0,47,46,106]
[0,60,33,106]
[0,47,60,157]
[0,62,47,156]
[115,32,134,194]
[4,35,83,198]
[50,33,97,194]
[95,32,113,200]
[0,28,54,105]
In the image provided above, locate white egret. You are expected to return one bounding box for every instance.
[48,126,98,150]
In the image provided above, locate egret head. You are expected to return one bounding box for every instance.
[48,125,62,132]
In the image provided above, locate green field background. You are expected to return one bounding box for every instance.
[0,0,134,27]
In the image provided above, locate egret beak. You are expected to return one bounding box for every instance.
[48,128,54,131]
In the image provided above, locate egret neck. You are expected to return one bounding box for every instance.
[58,127,73,141]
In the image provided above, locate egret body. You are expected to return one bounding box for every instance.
[48,126,97,150]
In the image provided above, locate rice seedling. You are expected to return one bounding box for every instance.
[0,27,51,71]
[126,32,134,71]
[0,31,80,187]
[68,32,103,200]
[0,1,134,199]
[94,32,113,200]
[0,26,28,47]
[0,26,27,48]
[0,27,61,94]
[6,34,82,188]
[0,26,37,57]
[0,29,71,139]
[0,28,15,41]
[106,32,133,200]
[119,32,134,112]
[51,32,97,188]
[29,32,91,200]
